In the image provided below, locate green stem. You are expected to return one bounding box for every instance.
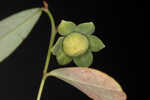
[36,76,46,100]
[36,8,56,100]
[43,8,56,74]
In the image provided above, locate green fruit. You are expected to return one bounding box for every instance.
[63,33,89,57]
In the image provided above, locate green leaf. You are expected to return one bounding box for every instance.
[75,22,95,35]
[73,50,93,67]
[0,8,42,62]
[56,48,72,65]
[47,67,127,100]
[87,35,105,52]
[52,37,64,55]
[58,20,76,35]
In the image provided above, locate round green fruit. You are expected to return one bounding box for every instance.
[63,33,89,57]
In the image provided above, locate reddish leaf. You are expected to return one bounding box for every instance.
[48,67,127,100]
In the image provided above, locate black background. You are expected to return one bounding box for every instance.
[0,0,143,100]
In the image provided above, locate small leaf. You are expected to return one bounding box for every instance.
[48,67,127,100]
[58,20,76,35]
[73,50,93,67]
[56,48,72,65]
[87,35,105,52]
[0,8,42,62]
[75,22,95,35]
[52,37,64,55]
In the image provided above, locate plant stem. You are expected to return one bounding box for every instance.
[43,8,56,74]
[36,76,46,100]
[36,5,56,100]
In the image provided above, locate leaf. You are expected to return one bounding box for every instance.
[87,35,105,52]
[58,20,76,35]
[73,50,93,67]
[52,37,64,55]
[75,22,95,35]
[56,47,72,65]
[48,67,127,100]
[0,8,42,62]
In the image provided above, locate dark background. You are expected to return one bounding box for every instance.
[0,0,143,100]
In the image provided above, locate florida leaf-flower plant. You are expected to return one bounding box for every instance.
[0,1,127,100]
[52,20,105,67]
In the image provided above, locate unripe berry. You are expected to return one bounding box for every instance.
[63,33,89,57]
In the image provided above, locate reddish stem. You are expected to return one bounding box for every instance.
[43,0,48,9]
